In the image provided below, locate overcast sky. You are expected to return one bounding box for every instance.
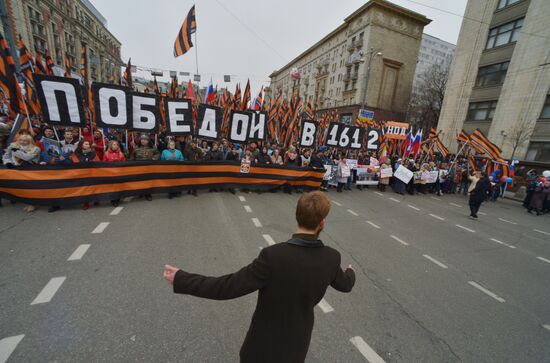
[91,0,467,95]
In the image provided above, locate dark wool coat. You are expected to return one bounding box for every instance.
[173,234,355,363]
[469,177,492,204]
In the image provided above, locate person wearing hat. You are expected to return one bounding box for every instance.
[131,134,160,201]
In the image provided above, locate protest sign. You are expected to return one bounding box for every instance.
[394,165,414,184]
[380,167,393,178]
[427,171,439,183]
[346,159,358,170]
[356,167,379,185]
[323,165,333,180]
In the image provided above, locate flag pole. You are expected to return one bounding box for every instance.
[194,32,199,85]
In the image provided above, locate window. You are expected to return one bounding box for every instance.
[486,18,523,49]
[476,61,509,87]
[525,142,550,162]
[497,0,521,10]
[467,101,498,121]
[540,95,550,119]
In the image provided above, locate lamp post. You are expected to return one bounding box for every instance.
[361,47,383,109]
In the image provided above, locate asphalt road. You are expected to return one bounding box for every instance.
[1,187,549,362]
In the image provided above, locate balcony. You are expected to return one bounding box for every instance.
[315,69,329,78]
[343,73,351,82]
[353,39,363,48]
[31,26,46,40]
[351,71,359,80]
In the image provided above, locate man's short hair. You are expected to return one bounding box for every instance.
[296,191,331,230]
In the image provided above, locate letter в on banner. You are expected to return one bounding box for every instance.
[33,74,86,127]
[92,82,131,129]
[165,98,193,135]
[300,120,318,147]
[249,111,267,141]
[132,92,159,132]
[196,104,222,140]
[229,110,251,143]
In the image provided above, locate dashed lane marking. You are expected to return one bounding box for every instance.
[478,212,487,215]
[110,206,124,215]
[534,229,550,236]
[536,256,550,264]
[91,222,110,234]
[374,192,384,196]
[423,254,448,269]
[389,197,400,203]
[332,201,342,206]
[350,336,386,363]
[431,197,441,201]
[244,205,252,213]
[407,204,420,211]
[347,209,359,216]
[262,234,275,246]
[468,281,505,303]
[543,324,550,331]
[0,335,24,363]
[366,221,381,229]
[498,218,517,225]
[238,196,246,202]
[429,214,445,221]
[317,298,334,313]
[31,277,66,305]
[390,235,409,246]
[456,224,475,233]
[449,203,462,208]
[67,244,91,261]
[252,218,262,228]
[490,238,516,249]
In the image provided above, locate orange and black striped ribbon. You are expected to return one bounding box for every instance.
[44,49,55,75]
[0,35,25,114]
[241,79,250,111]
[470,128,502,161]
[173,5,197,58]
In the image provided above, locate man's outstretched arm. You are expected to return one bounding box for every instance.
[165,249,270,300]
[330,254,355,293]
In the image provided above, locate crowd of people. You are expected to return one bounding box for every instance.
[1,123,549,216]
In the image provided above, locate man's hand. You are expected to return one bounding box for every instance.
[163,264,179,285]
[346,264,353,271]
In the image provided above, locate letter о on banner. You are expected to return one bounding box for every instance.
[299,120,318,147]
[366,127,380,150]
[196,104,222,140]
[324,122,363,149]
[164,98,194,135]
[33,74,86,128]
[228,110,252,143]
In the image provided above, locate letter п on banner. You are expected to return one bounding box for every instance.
[33,74,86,128]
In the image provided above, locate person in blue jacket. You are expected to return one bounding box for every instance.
[161,140,184,199]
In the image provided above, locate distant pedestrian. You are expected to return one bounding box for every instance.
[163,191,354,363]
[469,172,491,219]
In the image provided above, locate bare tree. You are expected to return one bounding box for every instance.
[505,120,534,160]
[408,62,450,132]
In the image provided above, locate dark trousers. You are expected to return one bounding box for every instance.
[469,200,481,216]
[337,182,345,192]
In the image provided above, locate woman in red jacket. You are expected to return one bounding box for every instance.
[103,140,125,207]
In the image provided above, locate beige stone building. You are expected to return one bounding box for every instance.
[4,0,122,83]
[268,0,431,123]
[437,0,550,161]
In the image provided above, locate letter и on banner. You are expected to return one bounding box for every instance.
[165,98,194,135]
[33,74,86,127]
[92,82,131,129]
[249,111,267,141]
[196,104,222,141]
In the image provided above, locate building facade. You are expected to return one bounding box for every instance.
[268,0,431,123]
[3,0,122,83]
[412,33,455,93]
[437,0,550,161]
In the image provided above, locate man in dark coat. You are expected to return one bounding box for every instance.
[163,191,355,362]
[469,172,491,219]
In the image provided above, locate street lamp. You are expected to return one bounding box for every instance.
[361,47,383,109]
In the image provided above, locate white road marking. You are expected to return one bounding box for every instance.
[431,196,441,201]
[110,206,124,215]
[122,196,134,202]
[31,277,66,305]
[0,335,24,363]
[429,213,445,221]
[449,203,462,208]
[262,234,275,246]
[534,229,550,236]
[456,224,475,233]
[238,196,246,202]
[490,238,516,249]
[244,205,252,213]
[423,254,448,269]
[366,221,381,229]
[536,256,550,264]
[350,336,386,363]
[390,235,409,246]
[91,222,110,234]
[374,192,384,196]
[252,218,262,228]
[543,324,550,331]
[67,244,91,261]
[347,209,359,216]
[478,211,487,215]
[332,201,342,206]
[389,197,400,203]
[317,298,334,313]
[468,281,505,303]
[498,218,517,225]
[407,204,420,211]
